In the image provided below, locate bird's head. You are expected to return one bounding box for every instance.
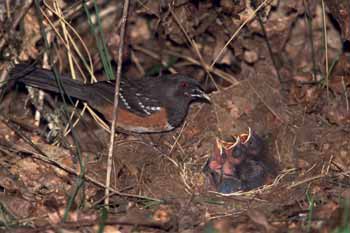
[161,74,211,103]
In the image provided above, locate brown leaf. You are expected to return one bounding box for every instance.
[0,193,33,218]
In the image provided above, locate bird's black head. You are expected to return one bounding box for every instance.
[153,74,210,128]
[160,74,211,103]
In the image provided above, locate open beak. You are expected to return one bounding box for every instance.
[216,137,240,156]
[190,88,211,103]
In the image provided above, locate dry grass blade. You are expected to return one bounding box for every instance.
[168,6,220,90]
[210,0,272,69]
[41,1,96,81]
[0,0,33,50]
[105,0,129,208]
[321,0,329,100]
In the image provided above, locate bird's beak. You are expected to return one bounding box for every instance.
[191,88,211,103]
[216,137,239,155]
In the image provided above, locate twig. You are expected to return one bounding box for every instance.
[28,0,111,47]
[0,0,33,87]
[303,0,317,80]
[25,216,172,232]
[66,217,172,230]
[105,0,129,207]
[0,0,33,50]
[169,6,219,90]
[0,66,9,88]
[321,0,329,100]
[162,49,238,85]
[326,155,334,175]
[287,169,350,189]
[287,174,325,189]
[210,0,270,69]
[256,13,282,82]
[342,76,349,112]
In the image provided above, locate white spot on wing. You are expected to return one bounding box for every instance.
[138,101,151,115]
[119,92,131,109]
[120,89,161,115]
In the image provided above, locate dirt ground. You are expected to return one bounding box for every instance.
[0,0,350,232]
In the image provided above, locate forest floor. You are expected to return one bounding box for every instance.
[0,0,350,232]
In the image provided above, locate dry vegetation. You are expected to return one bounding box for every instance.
[0,0,350,232]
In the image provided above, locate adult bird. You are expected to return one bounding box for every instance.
[9,64,211,133]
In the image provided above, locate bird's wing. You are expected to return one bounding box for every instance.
[89,79,162,117]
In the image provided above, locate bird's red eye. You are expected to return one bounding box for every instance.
[180,81,188,88]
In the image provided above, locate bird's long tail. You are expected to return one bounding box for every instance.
[9,64,90,101]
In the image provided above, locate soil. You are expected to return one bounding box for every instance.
[0,0,350,232]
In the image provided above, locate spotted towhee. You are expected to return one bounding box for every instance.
[9,64,210,133]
